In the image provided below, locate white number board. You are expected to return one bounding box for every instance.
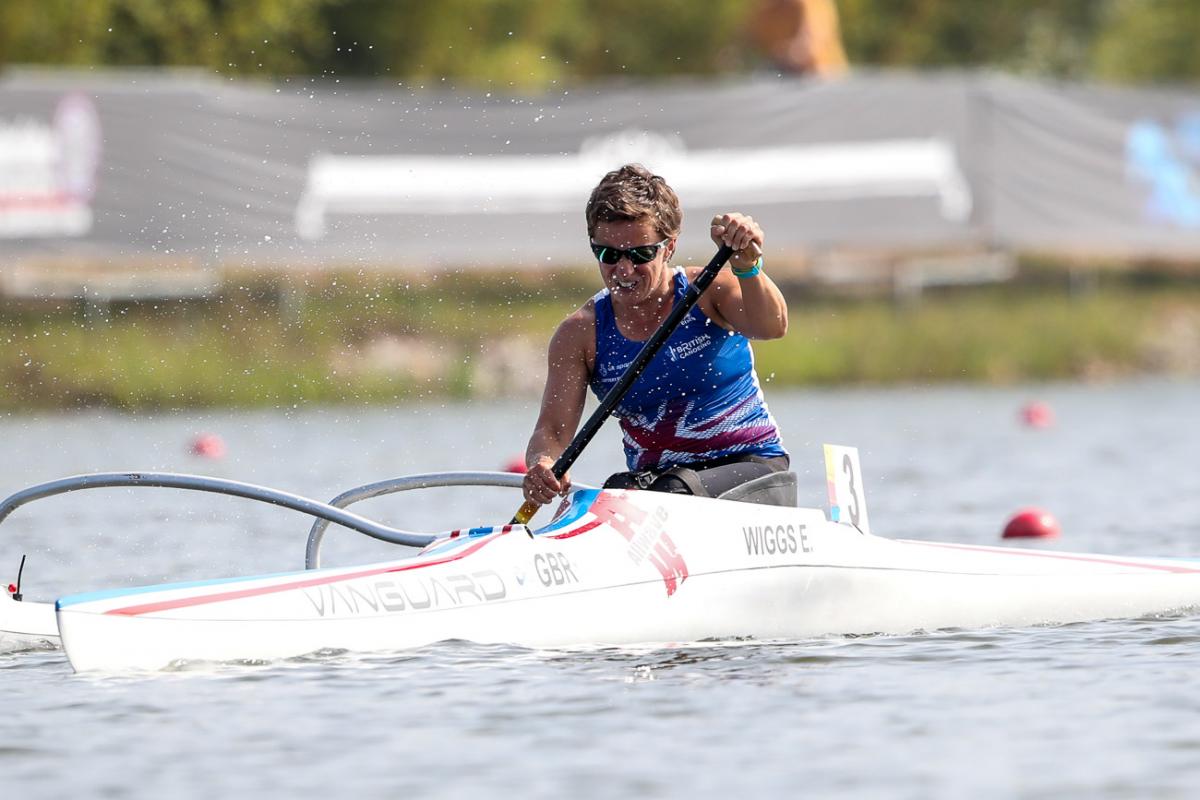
[823,443,870,535]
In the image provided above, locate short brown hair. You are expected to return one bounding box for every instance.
[585,163,682,240]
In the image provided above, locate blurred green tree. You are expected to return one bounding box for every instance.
[1091,0,1200,84]
[2,0,1200,86]
[0,0,334,75]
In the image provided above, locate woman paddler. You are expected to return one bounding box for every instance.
[521,163,790,508]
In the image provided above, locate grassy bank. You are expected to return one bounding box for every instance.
[756,285,1199,384]
[1,271,1198,410]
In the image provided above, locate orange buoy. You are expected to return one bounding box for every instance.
[1019,401,1055,429]
[1002,508,1061,539]
[190,434,227,460]
[503,456,528,474]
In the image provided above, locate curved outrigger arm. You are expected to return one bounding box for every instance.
[305,471,598,568]
[0,472,442,552]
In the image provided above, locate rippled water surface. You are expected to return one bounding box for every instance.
[2,380,1199,799]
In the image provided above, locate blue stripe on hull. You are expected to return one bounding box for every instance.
[56,568,306,610]
[536,490,600,534]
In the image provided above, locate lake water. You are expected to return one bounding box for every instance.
[2,380,1199,799]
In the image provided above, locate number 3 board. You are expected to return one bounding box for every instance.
[823,443,871,535]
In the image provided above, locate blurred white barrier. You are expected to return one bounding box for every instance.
[295,136,972,239]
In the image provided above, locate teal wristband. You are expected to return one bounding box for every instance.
[732,256,762,279]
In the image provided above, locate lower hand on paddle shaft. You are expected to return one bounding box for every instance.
[511,244,735,526]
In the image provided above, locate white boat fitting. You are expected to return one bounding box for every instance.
[5,446,1198,672]
[1,552,58,651]
[0,591,58,653]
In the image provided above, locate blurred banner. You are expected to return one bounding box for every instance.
[2,69,1200,284]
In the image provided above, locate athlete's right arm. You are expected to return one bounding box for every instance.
[523,307,593,506]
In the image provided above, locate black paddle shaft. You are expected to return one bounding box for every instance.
[551,245,735,480]
[511,245,735,526]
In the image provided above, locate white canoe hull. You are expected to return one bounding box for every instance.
[0,594,60,653]
[56,488,1200,672]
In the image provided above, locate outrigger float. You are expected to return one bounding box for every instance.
[4,446,1200,673]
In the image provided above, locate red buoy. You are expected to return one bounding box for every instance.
[190,434,226,459]
[6,584,15,595]
[1019,401,1054,429]
[503,456,528,474]
[1003,508,1061,539]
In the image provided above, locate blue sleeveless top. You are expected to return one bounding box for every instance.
[590,268,788,471]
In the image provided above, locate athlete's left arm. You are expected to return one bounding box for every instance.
[700,212,789,340]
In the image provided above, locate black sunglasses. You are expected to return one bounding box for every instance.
[589,238,670,266]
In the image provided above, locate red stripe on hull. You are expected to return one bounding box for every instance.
[105,534,503,617]
[548,519,603,540]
